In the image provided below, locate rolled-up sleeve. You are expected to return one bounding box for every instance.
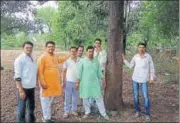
[14,58,22,80]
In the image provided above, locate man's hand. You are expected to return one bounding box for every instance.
[41,83,47,89]
[121,53,125,60]
[149,80,153,85]
[76,80,80,90]
[19,89,26,100]
[62,82,66,89]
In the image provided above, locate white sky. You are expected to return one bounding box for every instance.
[15,1,58,21]
[31,1,58,9]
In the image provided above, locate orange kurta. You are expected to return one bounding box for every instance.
[38,53,68,97]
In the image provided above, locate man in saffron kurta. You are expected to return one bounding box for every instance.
[38,41,69,122]
[76,46,109,120]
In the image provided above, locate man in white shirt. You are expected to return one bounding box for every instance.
[91,38,107,114]
[14,41,37,122]
[94,38,107,73]
[122,42,155,122]
[62,46,80,118]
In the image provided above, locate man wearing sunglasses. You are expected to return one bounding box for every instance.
[122,42,155,122]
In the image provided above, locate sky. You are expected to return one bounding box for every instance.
[31,1,58,9]
[15,1,58,21]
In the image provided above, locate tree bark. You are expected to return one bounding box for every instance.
[104,1,124,112]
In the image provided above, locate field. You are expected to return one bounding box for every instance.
[1,50,179,122]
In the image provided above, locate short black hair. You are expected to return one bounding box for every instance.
[86,46,94,51]
[78,45,84,50]
[138,42,146,48]
[22,41,34,48]
[70,46,77,51]
[46,41,55,47]
[94,38,102,44]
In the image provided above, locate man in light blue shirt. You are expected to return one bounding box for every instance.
[14,41,37,122]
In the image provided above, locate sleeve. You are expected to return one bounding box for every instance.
[123,55,136,69]
[97,60,103,79]
[58,55,70,64]
[149,55,155,81]
[102,50,107,64]
[14,58,22,81]
[38,56,46,85]
[63,61,68,69]
[77,60,83,81]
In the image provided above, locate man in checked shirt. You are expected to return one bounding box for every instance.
[122,42,155,122]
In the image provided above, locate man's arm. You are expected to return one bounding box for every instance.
[62,61,67,88]
[58,54,70,64]
[14,58,25,100]
[38,57,47,89]
[149,56,155,82]
[76,60,83,89]
[97,60,104,88]
[122,54,135,69]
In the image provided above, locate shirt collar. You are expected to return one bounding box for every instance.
[69,57,80,62]
[138,53,148,57]
[22,52,32,57]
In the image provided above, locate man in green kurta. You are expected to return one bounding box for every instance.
[76,46,109,120]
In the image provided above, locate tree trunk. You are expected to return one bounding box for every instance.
[104,1,124,112]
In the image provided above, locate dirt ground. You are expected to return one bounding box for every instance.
[1,50,179,122]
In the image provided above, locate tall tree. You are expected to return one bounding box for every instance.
[104,1,124,112]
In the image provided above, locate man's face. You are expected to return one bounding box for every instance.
[95,40,101,48]
[87,49,94,58]
[46,43,55,54]
[138,45,146,54]
[77,47,84,57]
[23,44,33,55]
[70,48,77,57]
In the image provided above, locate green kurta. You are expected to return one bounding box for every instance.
[78,56,103,98]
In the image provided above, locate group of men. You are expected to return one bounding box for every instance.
[14,38,155,122]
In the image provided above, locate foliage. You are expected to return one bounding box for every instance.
[1,1,179,50]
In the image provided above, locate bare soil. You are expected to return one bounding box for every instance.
[1,50,179,122]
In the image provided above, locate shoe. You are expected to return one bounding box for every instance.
[63,113,69,119]
[145,115,151,122]
[104,115,110,120]
[135,112,140,118]
[82,113,90,119]
[72,112,78,116]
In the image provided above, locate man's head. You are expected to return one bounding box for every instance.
[77,45,84,57]
[69,46,77,58]
[94,38,102,49]
[138,42,146,54]
[45,41,55,54]
[86,46,94,59]
[22,41,34,55]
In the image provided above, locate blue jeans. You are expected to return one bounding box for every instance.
[16,88,35,122]
[132,80,151,116]
[64,81,78,113]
